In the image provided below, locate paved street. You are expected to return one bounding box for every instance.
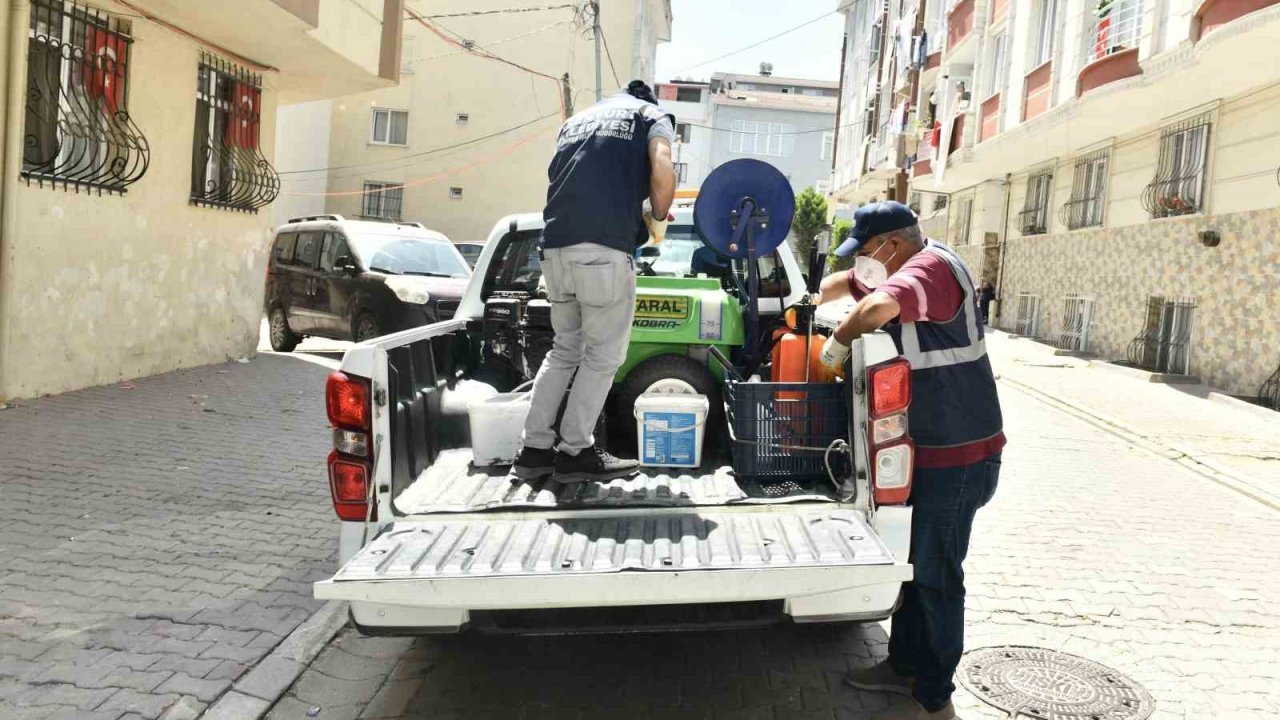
[3,330,1279,719]
[267,337,1280,720]
[0,352,339,719]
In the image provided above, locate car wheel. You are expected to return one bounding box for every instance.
[268,307,300,352]
[354,312,382,343]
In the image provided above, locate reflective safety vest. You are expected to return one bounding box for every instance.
[884,241,1004,460]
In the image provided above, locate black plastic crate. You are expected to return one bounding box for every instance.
[725,380,849,480]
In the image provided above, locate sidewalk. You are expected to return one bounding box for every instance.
[986,330,1280,509]
[0,352,338,719]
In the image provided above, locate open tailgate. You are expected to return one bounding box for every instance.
[316,508,910,609]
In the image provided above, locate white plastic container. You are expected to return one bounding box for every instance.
[633,393,710,468]
[467,381,532,467]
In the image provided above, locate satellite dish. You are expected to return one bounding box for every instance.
[694,159,795,260]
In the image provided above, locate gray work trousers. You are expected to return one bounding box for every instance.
[521,243,635,455]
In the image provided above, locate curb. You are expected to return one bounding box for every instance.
[998,375,1280,514]
[1208,391,1280,423]
[1091,360,1202,385]
[202,601,349,719]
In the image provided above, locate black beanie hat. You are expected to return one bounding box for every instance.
[625,80,659,105]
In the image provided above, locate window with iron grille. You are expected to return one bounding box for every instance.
[674,162,688,184]
[1142,115,1210,218]
[190,52,279,212]
[1126,296,1197,375]
[1019,171,1053,235]
[361,182,403,219]
[674,122,691,143]
[371,108,409,146]
[955,196,973,245]
[22,0,150,194]
[1062,149,1109,229]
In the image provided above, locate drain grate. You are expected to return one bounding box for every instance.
[958,646,1154,720]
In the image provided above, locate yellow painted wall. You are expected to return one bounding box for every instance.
[317,0,665,242]
[0,11,279,400]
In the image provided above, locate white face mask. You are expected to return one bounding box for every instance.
[853,241,899,288]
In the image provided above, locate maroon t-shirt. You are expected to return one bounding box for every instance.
[847,251,1006,467]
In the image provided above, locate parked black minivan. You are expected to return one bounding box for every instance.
[264,215,471,351]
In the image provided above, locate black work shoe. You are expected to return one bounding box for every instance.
[554,447,640,483]
[509,446,556,481]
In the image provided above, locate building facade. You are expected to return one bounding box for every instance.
[656,80,713,189]
[707,71,839,196]
[834,0,1280,396]
[277,0,673,242]
[0,0,400,401]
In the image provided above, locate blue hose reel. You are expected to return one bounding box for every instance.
[693,159,796,375]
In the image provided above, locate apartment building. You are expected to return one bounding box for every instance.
[655,70,840,194]
[834,0,1280,396]
[276,0,672,242]
[657,80,712,189]
[0,0,401,400]
[708,69,840,195]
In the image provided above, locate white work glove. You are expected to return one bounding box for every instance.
[642,203,673,245]
[819,334,851,371]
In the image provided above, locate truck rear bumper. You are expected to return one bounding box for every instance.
[319,508,912,634]
[343,577,906,635]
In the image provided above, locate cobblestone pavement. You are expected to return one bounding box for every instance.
[273,379,1280,719]
[986,331,1280,507]
[0,353,339,719]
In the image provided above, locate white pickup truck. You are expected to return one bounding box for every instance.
[313,215,915,634]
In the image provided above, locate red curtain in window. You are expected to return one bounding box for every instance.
[225,81,261,149]
[84,26,126,113]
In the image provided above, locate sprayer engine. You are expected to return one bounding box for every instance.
[482,293,556,382]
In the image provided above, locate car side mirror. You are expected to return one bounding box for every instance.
[638,246,660,258]
[334,255,358,273]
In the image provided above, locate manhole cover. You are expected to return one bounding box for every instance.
[958,646,1154,720]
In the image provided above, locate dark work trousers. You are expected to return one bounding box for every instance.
[888,453,1001,712]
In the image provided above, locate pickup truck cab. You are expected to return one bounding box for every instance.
[313,216,914,635]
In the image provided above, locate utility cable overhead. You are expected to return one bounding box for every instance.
[411,3,577,19]
[405,7,568,118]
[672,10,838,75]
[598,22,622,88]
[278,112,561,176]
[280,123,557,197]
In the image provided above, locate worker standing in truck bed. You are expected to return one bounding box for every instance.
[509,80,676,484]
[816,201,1006,720]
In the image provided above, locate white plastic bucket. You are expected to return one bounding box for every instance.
[468,381,533,467]
[633,393,709,468]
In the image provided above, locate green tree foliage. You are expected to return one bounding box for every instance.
[828,219,855,273]
[790,187,829,260]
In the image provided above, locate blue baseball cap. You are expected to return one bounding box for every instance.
[833,201,919,257]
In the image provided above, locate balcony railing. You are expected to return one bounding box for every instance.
[1081,0,1143,67]
[947,0,977,51]
[979,94,1001,142]
[1022,61,1053,122]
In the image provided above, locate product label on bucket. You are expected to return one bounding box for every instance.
[641,412,697,465]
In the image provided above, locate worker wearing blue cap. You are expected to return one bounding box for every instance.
[815,201,1006,720]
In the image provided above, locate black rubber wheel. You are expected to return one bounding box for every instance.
[268,306,300,352]
[611,353,723,457]
[354,312,382,343]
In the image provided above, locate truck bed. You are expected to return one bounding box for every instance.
[393,448,837,515]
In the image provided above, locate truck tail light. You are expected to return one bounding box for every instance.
[326,371,370,430]
[327,372,374,521]
[328,451,375,522]
[868,358,913,505]
[869,359,910,416]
